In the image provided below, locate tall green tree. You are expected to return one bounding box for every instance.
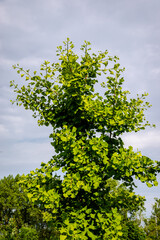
[10,39,160,239]
[144,198,160,239]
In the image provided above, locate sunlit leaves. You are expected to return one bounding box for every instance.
[10,38,160,239]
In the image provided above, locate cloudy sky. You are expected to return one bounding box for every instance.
[0,0,160,217]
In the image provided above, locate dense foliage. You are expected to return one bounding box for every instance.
[0,175,59,239]
[10,39,160,239]
[0,175,146,239]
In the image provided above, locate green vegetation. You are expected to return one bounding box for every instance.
[144,198,160,239]
[9,39,160,239]
[1,175,160,239]
[0,175,59,239]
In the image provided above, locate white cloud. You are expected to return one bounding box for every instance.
[0,57,15,67]
[0,4,9,25]
[0,124,9,136]
[151,67,160,76]
[0,140,54,178]
[46,0,65,12]
[0,56,44,68]
[0,1,37,32]
[123,130,160,150]
[20,57,44,67]
[9,141,53,165]
[0,111,51,140]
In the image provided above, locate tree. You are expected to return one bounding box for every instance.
[10,39,160,239]
[0,174,28,239]
[0,175,59,239]
[144,198,160,239]
[121,220,146,240]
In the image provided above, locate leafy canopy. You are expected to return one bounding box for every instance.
[10,39,160,239]
[0,175,59,240]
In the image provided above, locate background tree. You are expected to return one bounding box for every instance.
[0,174,28,239]
[10,39,160,239]
[121,219,146,240]
[144,198,160,240]
[0,175,59,239]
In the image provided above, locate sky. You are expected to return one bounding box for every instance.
[0,0,160,217]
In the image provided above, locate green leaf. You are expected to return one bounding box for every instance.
[110,119,115,125]
[61,136,67,142]
[60,235,67,240]
[87,230,96,239]
[27,193,33,199]
[146,182,152,187]
[92,145,97,151]
[153,180,158,186]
